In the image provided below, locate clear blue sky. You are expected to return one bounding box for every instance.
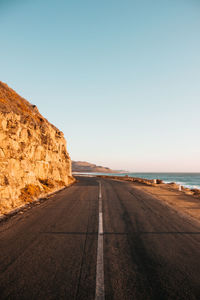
[1,0,200,171]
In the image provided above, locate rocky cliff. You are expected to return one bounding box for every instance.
[0,81,74,215]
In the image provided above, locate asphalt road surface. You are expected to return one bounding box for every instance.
[1,176,200,300]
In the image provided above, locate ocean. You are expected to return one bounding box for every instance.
[77,172,200,190]
[123,173,200,189]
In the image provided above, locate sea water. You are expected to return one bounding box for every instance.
[125,173,200,189]
[80,172,200,190]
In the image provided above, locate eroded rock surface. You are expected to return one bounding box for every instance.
[0,81,74,214]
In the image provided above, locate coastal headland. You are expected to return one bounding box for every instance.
[72,160,122,173]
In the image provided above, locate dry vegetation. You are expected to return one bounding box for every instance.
[19,184,41,203]
[0,81,59,132]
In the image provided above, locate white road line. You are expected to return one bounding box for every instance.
[99,181,102,200]
[99,213,103,235]
[95,181,105,300]
[99,182,102,213]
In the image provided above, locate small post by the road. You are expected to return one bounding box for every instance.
[179,185,182,191]
[153,179,157,184]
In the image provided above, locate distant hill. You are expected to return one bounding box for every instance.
[72,161,121,173]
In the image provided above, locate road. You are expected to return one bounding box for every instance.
[1,176,200,299]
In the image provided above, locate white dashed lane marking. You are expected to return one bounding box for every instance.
[95,181,105,300]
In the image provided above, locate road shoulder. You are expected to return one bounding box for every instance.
[123,180,200,227]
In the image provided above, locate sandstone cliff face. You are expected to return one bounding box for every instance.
[0,81,74,215]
